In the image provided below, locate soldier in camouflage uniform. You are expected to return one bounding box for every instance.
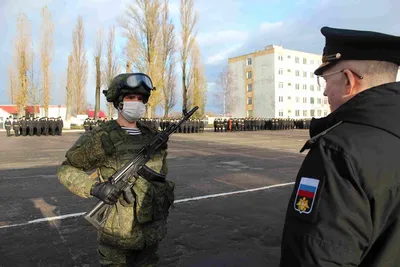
[57,73,174,267]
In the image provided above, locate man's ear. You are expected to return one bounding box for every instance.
[118,102,124,110]
[343,69,356,95]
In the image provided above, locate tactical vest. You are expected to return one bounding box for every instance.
[95,120,175,249]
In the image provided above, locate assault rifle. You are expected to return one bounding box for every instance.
[84,106,199,229]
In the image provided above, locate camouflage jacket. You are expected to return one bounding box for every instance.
[56,120,174,250]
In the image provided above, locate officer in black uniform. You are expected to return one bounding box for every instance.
[27,116,34,136]
[280,26,400,266]
[49,117,56,136]
[41,117,49,136]
[4,117,12,136]
[35,117,42,136]
[57,117,63,135]
[12,118,20,137]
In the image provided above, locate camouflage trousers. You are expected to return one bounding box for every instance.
[98,243,159,267]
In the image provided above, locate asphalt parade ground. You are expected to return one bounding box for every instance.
[0,129,310,267]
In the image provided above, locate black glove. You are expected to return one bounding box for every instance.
[90,181,120,205]
[119,186,135,207]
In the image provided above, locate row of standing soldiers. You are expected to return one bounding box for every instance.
[83,118,110,132]
[4,116,64,137]
[140,118,206,133]
[213,118,312,132]
[84,118,206,134]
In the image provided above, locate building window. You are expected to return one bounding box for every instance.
[246,71,252,79]
[247,84,252,92]
[248,97,252,105]
[310,97,315,104]
[303,58,307,64]
[310,110,315,117]
[287,96,291,100]
[296,96,299,103]
[279,96,283,102]
[295,84,300,90]
[278,55,283,61]
[288,110,292,113]
[278,82,284,89]
[279,110,283,117]
[288,83,292,86]
[295,57,299,63]
[303,84,307,90]
[310,85,314,91]
[303,71,307,77]
[317,98,322,104]
[310,72,314,78]
[288,55,291,59]
[303,97,307,103]
[317,110,322,116]
[295,110,300,117]
[311,59,314,64]
[247,58,252,66]
[247,110,253,117]
[317,85,321,91]
[278,69,283,75]
[287,69,291,73]
[324,111,328,116]
[324,98,328,104]
[303,110,308,116]
[295,70,300,76]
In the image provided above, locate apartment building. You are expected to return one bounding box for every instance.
[228,45,332,118]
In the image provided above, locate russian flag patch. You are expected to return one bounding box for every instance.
[294,177,320,214]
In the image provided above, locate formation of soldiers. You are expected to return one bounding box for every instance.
[83,117,207,133]
[4,116,64,137]
[83,117,109,132]
[141,118,206,133]
[213,118,312,132]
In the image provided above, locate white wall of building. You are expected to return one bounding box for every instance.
[39,105,67,120]
[228,45,332,119]
[253,52,275,118]
[229,60,246,117]
[273,46,330,119]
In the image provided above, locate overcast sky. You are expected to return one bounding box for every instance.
[1,0,399,115]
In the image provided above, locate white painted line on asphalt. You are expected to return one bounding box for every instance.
[174,182,294,203]
[0,182,295,229]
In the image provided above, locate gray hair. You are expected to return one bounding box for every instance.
[338,60,398,87]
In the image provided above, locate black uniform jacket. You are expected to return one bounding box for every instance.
[280,82,400,267]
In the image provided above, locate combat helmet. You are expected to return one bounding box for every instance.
[103,73,155,109]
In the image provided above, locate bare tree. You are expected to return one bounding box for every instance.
[66,55,73,121]
[160,0,176,118]
[188,41,207,117]
[163,66,176,117]
[71,16,88,115]
[216,66,236,116]
[120,0,163,117]
[102,26,120,120]
[94,27,104,120]
[40,6,54,117]
[8,66,16,104]
[180,0,197,115]
[13,13,32,116]
[27,52,43,118]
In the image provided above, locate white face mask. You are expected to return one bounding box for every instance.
[120,101,146,122]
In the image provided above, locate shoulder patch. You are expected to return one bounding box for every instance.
[294,177,320,214]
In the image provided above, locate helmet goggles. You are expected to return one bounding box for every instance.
[125,73,154,91]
